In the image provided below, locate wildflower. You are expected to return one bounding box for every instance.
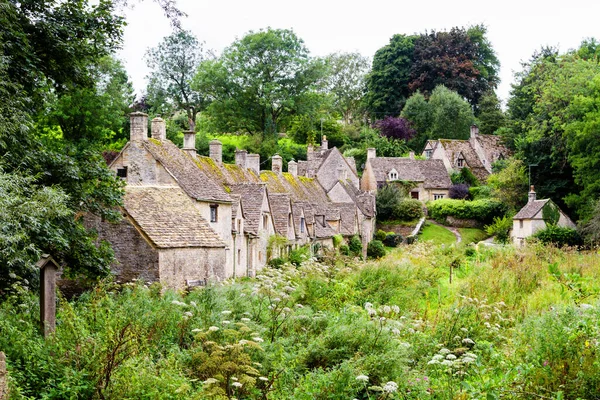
[232,382,243,388]
[221,310,232,315]
[208,326,220,332]
[272,297,281,303]
[427,359,439,365]
[356,375,369,382]
[239,340,248,345]
[431,354,444,361]
[383,381,398,393]
[222,320,231,325]
[379,317,386,322]
[171,300,185,306]
[8,273,16,279]
[283,307,291,313]
[382,305,391,314]
[192,328,201,333]
[253,337,264,343]
[364,302,373,309]
[439,348,451,355]
[184,311,193,318]
[391,328,401,335]
[446,354,457,360]
[259,377,269,382]
[190,301,197,307]
[367,308,377,316]
[203,378,218,385]
[241,317,251,322]
[391,305,400,313]
[462,338,475,345]
[441,360,454,366]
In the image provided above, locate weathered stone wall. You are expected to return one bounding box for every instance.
[445,216,481,228]
[327,182,353,203]
[111,142,177,186]
[158,247,226,290]
[195,202,233,275]
[0,352,8,400]
[85,215,160,284]
[360,162,378,192]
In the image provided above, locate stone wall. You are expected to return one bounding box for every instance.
[158,247,226,289]
[0,352,8,400]
[445,216,482,228]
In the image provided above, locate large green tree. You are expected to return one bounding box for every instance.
[194,28,326,137]
[325,52,370,124]
[145,29,210,131]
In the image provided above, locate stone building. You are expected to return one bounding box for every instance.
[93,113,375,287]
[360,148,451,201]
[511,186,576,246]
[422,125,511,182]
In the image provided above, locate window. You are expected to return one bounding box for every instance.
[425,150,432,159]
[433,193,445,200]
[300,217,305,233]
[116,166,128,178]
[263,214,268,229]
[411,191,419,200]
[457,158,465,167]
[288,213,292,227]
[210,205,218,222]
[388,169,398,180]
[519,219,523,229]
[237,249,241,265]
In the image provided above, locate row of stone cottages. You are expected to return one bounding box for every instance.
[89,113,375,289]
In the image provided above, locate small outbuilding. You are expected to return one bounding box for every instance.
[512,186,576,246]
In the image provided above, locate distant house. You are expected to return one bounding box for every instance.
[360,149,452,201]
[512,186,576,246]
[422,125,510,182]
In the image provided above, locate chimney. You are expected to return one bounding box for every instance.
[528,185,536,203]
[271,154,283,174]
[367,148,376,160]
[409,151,415,160]
[183,130,197,157]
[470,125,479,139]
[288,159,298,177]
[130,112,148,141]
[235,149,248,169]
[247,153,260,174]
[307,144,315,162]
[209,139,222,164]
[321,135,328,151]
[151,117,166,141]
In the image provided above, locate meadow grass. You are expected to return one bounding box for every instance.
[419,222,456,245]
[457,227,489,244]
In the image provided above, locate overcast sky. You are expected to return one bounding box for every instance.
[118,0,600,105]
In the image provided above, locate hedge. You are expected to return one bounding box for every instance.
[428,198,507,224]
[531,226,582,247]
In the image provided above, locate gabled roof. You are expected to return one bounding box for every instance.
[338,180,375,217]
[229,183,267,236]
[437,139,488,181]
[142,140,232,203]
[474,134,510,162]
[268,193,292,236]
[514,199,550,220]
[332,203,358,236]
[368,158,451,189]
[259,171,329,203]
[123,186,226,248]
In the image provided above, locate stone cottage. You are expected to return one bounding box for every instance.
[422,125,511,182]
[360,148,452,201]
[511,186,576,246]
[93,113,375,287]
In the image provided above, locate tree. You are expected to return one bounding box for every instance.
[476,90,506,135]
[364,34,416,117]
[375,117,416,141]
[487,158,528,212]
[146,30,211,131]
[195,28,326,137]
[325,52,370,124]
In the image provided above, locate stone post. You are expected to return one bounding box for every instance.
[129,112,148,141]
[151,117,166,141]
[409,151,415,160]
[367,148,376,160]
[36,254,60,338]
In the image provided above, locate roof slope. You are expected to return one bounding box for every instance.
[438,139,488,181]
[123,186,226,248]
[268,193,292,236]
[142,140,231,203]
[369,158,451,189]
[514,199,550,220]
[229,183,266,235]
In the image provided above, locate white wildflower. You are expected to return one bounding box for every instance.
[432,354,444,361]
[232,382,243,388]
[208,326,219,332]
[356,375,369,382]
[391,305,400,313]
[283,307,291,313]
[462,338,475,345]
[8,273,16,279]
[441,360,454,366]
[203,378,218,385]
[446,354,457,360]
[239,340,248,345]
[259,377,269,382]
[221,310,232,315]
[253,337,264,343]
[190,301,197,307]
[367,308,377,316]
[241,317,251,322]
[272,297,281,303]
[364,302,373,309]
[222,320,231,325]
[296,304,304,308]
[391,328,400,335]
[183,311,193,318]
[382,305,391,314]
[439,348,451,355]
[383,381,398,393]
[192,328,201,333]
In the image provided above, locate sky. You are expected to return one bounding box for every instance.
[118,0,600,105]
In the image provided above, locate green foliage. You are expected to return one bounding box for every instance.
[450,167,479,186]
[382,233,403,248]
[325,52,370,124]
[428,198,508,224]
[375,230,387,242]
[339,244,350,256]
[332,235,344,249]
[457,228,489,245]
[366,240,386,259]
[532,226,582,247]
[394,199,424,221]
[542,202,561,226]
[468,185,492,200]
[487,158,529,212]
[485,215,513,244]
[580,200,600,245]
[418,223,456,245]
[476,90,507,135]
[348,235,363,257]
[375,185,402,221]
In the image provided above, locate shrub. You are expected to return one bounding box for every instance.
[393,199,423,221]
[449,183,470,199]
[428,198,507,224]
[532,226,582,247]
[367,240,386,259]
[267,257,285,268]
[288,246,309,266]
[332,234,343,248]
[375,229,387,241]
[375,185,402,221]
[383,233,403,247]
[348,235,362,256]
[469,185,492,199]
[451,167,479,186]
[339,244,350,256]
[485,215,513,244]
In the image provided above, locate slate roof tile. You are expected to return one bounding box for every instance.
[369,158,451,189]
[514,199,550,220]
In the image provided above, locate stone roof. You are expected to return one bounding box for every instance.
[369,158,451,189]
[437,139,489,181]
[345,157,358,175]
[142,140,232,203]
[268,193,292,236]
[259,171,329,203]
[315,218,337,238]
[123,186,225,248]
[229,183,266,236]
[474,134,511,164]
[514,199,550,220]
[333,203,357,236]
[339,180,375,217]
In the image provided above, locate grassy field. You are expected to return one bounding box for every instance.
[418,222,456,245]
[457,227,489,244]
[2,244,600,399]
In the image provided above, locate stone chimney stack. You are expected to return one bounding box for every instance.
[209,139,222,164]
[307,144,315,162]
[470,125,479,139]
[247,154,260,174]
[367,148,376,160]
[528,185,536,203]
[235,149,248,169]
[321,135,328,151]
[288,159,298,177]
[409,151,415,160]
[183,131,197,157]
[130,112,148,141]
[151,117,166,141]
[271,154,283,174]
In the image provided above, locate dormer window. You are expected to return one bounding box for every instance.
[210,205,218,222]
[457,158,465,168]
[388,169,398,181]
[300,217,305,233]
[116,166,128,178]
[425,150,432,159]
[263,214,268,229]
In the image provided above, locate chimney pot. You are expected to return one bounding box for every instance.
[246,154,260,174]
[409,151,415,160]
[209,139,222,164]
[129,112,148,141]
[321,135,328,151]
[183,131,197,157]
[151,117,166,141]
[367,148,376,160]
[235,149,248,169]
[470,125,479,139]
[288,159,298,177]
[307,144,315,162]
[272,154,283,174]
[528,185,536,203]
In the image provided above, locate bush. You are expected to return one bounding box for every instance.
[532,226,582,247]
[339,244,350,256]
[451,167,479,186]
[428,198,507,224]
[332,234,343,248]
[348,235,362,256]
[367,240,386,259]
[288,246,309,266]
[449,183,470,199]
[469,185,492,199]
[383,233,403,247]
[375,185,402,221]
[375,229,387,241]
[393,199,423,221]
[485,215,513,244]
[267,257,286,268]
